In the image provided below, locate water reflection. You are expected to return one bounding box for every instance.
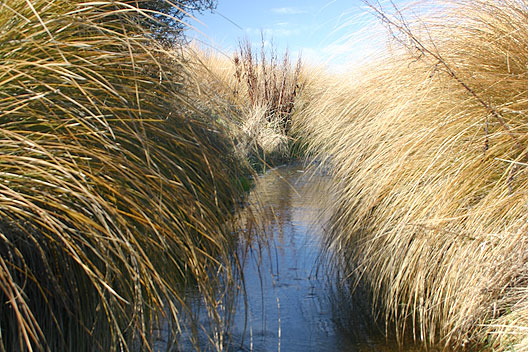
[229,164,398,352]
[173,164,430,351]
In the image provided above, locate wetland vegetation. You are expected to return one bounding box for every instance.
[2,0,528,351]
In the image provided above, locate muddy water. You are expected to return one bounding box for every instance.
[226,164,407,352]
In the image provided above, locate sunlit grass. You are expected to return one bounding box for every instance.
[294,0,528,350]
[0,1,248,351]
[186,39,305,169]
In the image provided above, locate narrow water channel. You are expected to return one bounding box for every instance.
[171,164,428,351]
[226,164,403,352]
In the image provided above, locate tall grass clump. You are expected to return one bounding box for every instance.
[233,38,304,165]
[187,39,305,169]
[233,38,302,136]
[294,0,528,350]
[0,1,247,351]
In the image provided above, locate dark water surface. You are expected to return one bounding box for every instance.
[225,164,410,352]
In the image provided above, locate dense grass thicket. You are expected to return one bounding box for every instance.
[6,0,528,350]
[293,0,528,350]
[0,1,247,351]
[187,41,305,170]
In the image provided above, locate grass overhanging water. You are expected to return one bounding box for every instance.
[292,0,528,350]
[0,1,250,351]
[4,0,528,351]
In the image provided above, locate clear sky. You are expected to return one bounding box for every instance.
[186,0,410,68]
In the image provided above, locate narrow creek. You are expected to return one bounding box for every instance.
[173,164,427,351]
[225,164,407,352]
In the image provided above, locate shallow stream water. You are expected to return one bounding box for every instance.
[224,164,411,352]
[172,164,429,351]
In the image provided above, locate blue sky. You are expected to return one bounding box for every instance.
[186,0,409,67]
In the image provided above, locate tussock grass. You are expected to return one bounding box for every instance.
[233,38,302,137]
[294,0,528,350]
[187,40,305,168]
[0,1,247,351]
